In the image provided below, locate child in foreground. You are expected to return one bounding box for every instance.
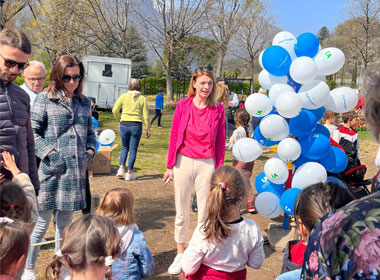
[96,188,154,280]
[45,214,120,280]
[277,181,354,280]
[181,166,264,279]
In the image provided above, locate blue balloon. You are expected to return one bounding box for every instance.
[294,32,320,58]
[326,176,346,187]
[314,124,330,138]
[280,188,302,215]
[255,172,286,198]
[95,140,100,152]
[308,107,326,122]
[289,109,317,138]
[287,75,301,93]
[254,126,280,147]
[299,133,331,160]
[262,46,292,77]
[293,154,315,168]
[92,117,98,129]
[319,146,348,173]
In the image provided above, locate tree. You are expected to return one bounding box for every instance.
[132,0,211,101]
[205,0,257,78]
[317,26,331,44]
[0,0,33,29]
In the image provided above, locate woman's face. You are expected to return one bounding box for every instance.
[63,65,81,96]
[193,74,213,100]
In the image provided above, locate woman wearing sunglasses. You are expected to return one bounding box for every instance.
[22,55,97,280]
[163,67,226,275]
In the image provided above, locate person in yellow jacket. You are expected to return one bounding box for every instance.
[112,79,150,181]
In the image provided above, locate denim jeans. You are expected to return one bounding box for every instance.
[119,123,142,170]
[25,209,74,270]
[276,269,301,280]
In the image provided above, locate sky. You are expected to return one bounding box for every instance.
[271,0,349,36]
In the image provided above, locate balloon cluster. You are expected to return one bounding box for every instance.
[98,129,116,150]
[232,31,358,219]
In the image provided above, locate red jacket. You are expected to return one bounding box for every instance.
[166,97,225,169]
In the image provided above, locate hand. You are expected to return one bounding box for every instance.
[163,169,173,184]
[48,149,56,155]
[1,151,21,177]
[86,149,95,156]
[146,129,151,139]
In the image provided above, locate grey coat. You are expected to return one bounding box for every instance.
[31,91,96,211]
[0,81,39,191]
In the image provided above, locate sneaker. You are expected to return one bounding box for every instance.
[21,269,36,280]
[125,173,136,181]
[168,254,183,275]
[191,193,198,213]
[116,167,124,177]
[158,125,164,128]
[247,201,257,214]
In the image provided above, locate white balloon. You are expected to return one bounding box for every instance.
[277,138,301,162]
[258,70,288,90]
[324,87,359,113]
[245,93,272,117]
[99,129,116,145]
[314,47,345,75]
[315,75,326,82]
[298,80,331,109]
[264,157,289,184]
[232,138,262,162]
[255,192,282,218]
[259,50,264,69]
[269,84,295,105]
[275,91,303,118]
[290,56,318,84]
[292,162,327,189]
[260,115,289,141]
[272,31,297,60]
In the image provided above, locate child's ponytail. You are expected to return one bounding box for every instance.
[45,255,63,280]
[234,108,251,137]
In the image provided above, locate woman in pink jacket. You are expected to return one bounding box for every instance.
[163,67,225,275]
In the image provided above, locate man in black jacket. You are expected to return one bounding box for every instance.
[0,28,39,193]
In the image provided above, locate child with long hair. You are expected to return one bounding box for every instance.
[45,214,120,280]
[96,188,154,280]
[277,181,354,280]
[182,166,264,279]
[228,108,256,213]
[0,219,30,280]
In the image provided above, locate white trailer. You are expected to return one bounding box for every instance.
[82,55,132,108]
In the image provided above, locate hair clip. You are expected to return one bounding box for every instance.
[0,217,14,224]
[10,205,14,208]
[105,256,114,266]
[218,182,226,189]
[55,249,63,257]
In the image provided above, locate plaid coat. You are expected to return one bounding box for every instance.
[31,91,97,211]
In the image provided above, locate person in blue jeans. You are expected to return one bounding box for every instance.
[151,87,165,128]
[113,79,150,181]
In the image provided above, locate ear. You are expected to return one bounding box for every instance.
[15,254,26,270]
[298,222,310,240]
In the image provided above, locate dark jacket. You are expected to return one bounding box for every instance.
[0,80,39,192]
[280,240,302,274]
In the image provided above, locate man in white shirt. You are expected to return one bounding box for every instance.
[20,60,46,105]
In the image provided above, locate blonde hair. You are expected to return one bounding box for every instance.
[202,166,246,243]
[45,215,120,280]
[188,68,217,106]
[322,110,339,124]
[128,78,141,91]
[216,83,229,107]
[96,188,135,225]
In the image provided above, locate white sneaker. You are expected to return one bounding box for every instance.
[168,253,183,275]
[21,269,36,280]
[125,173,136,181]
[116,167,125,177]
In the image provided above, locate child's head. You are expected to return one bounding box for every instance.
[234,108,250,127]
[342,111,358,127]
[159,87,165,93]
[202,166,246,243]
[0,219,30,277]
[45,214,120,280]
[294,181,354,239]
[322,110,339,125]
[0,181,31,223]
[96,188,135,226]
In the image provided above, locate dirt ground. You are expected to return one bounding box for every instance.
[34,139,379,279]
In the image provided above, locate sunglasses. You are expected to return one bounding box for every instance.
[26,77,46,82]
[62,75,81,83]
[0,52,29,70]
[195,66,213,72]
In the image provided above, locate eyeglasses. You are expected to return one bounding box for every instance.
[26,76,46,82]
[195,66,213,72]
[0,52,29,70]
[62,75,81,83]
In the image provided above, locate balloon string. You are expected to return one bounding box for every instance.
[287,75,297,91]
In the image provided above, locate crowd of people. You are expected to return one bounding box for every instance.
[2,26,380,280]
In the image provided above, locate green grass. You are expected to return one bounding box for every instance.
[358,130,374,141]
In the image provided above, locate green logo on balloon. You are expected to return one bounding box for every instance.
[271,173,279,179]
[325,51,332,59]
[257,110,262,115]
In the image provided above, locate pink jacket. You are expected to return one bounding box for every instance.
[167,97,225,169]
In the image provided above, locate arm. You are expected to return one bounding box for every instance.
[112,95,123,122]
[86,101,97,153]
[159,94,164,110]
[136,234,155,278]
[247,226,265,269]
[166,101,182,169]
[181,227,205,276]
[26,111,40,191]
[142,97,150,130]
[215,105,226,168]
